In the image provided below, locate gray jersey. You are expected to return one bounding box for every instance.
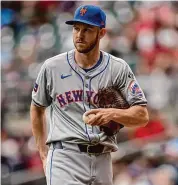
[32,50,147,152]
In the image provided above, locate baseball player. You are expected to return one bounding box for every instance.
[30,5,149,185]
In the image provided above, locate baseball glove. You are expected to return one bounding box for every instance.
[96,86,130,136]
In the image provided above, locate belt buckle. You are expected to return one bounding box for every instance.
[87,145,94,155]
[87,145,101,156]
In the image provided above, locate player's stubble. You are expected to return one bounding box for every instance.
[73,30,100,54]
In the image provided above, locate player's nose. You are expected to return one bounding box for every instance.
[77,30,85,38]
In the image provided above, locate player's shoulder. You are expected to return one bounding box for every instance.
[102,51,129,68]
[44,51,68,68]
[110,54,128,66]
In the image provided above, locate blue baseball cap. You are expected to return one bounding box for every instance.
[65,5,106,28]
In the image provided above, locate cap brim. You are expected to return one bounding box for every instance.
[65,19,101,28]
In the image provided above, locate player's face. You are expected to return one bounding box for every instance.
[73,23,103,53]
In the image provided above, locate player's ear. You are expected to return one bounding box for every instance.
[99,28,106,39]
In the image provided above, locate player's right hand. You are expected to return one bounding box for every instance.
[84,108,114,126]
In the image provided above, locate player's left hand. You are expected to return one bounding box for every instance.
[85,108,114,126]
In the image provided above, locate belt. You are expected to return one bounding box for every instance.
[78,144,104,154]
[50,141,104,155]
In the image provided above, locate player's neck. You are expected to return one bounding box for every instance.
[74,48,100,69]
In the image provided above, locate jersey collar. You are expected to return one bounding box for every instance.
[67,49,110,77]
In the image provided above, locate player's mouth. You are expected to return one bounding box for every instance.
[76,40,86,44]
[76,42,85,44]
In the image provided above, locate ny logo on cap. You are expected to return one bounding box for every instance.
[80,7,87,16]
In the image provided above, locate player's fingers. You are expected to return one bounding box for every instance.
[88,114,102,125]
[85,109,100,116]
[94,117,104,126]
[90,116,107,126]
[97,117,109,126]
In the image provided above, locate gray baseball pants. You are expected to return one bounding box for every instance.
[46,142,113,185]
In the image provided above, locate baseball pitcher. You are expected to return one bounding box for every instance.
[30,5,149,185]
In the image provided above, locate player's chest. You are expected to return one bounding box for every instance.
[51,70,113,107]
[52,70,112,93]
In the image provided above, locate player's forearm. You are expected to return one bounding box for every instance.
[111,105,149,127]
[30,103,48,160]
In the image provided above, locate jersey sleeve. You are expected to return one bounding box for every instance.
[118,63,147,106]
[32,62,52,107]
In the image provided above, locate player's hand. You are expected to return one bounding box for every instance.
[42,158,47,175]
[85,108,114,126]
[39,146,48,176]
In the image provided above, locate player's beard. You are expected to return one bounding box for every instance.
[74,32,99,54]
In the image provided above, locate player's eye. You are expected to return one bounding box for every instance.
[73,27,79,32]
[84,28,92,32]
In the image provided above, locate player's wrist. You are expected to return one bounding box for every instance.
[107,108,117,121]
[39,146,48,160]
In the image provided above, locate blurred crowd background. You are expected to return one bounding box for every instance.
[1,1,178,185]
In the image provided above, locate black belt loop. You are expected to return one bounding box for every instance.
[52,141,63,149]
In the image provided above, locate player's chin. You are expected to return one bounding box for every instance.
[76,47,90,53]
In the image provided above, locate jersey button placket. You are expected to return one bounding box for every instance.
[85,76,89,88]
[84,75,99,144]
[84,75,93,141]
[83,76,90,107]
